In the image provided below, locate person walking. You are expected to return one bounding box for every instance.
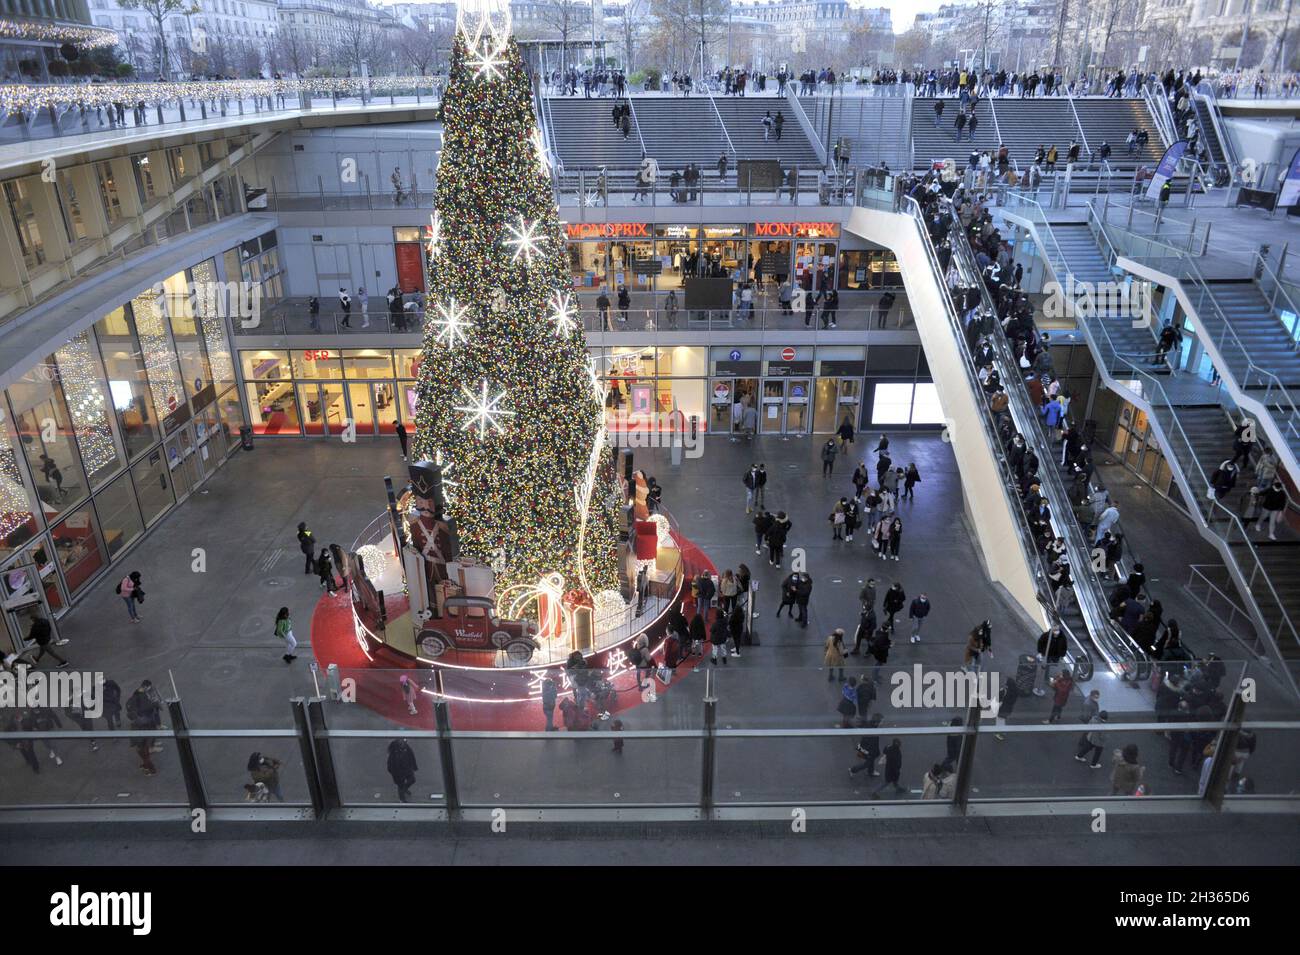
[753,506,772,555]
[766,510,791,567]
[1111,744,1145,795]
[308,295,320,332]
[876,290,896,328]
[1074,710,1108,768]
[596,288,612,331]
[126,682,161,776]
[887,516,903,561]
[882,581,906,632]
[824,628,847,682]
[837,676,859,726]
[852,462,870,500]
[902,462,920,501]
[28,617,68,668]
[274,606,297,663]
[821,439,837,477]
[297,522,316,574]
[776,572,799,620]
[963,620,992,671]
[872,738,905,797]
[540,673,558,730]
[794,571,813,627]
[850,713,884,775]
[836,415,855,453]
[358,287,370,328]
[907,593,930,644]
[338,288,352,328]
[317,548,338,594]
[1045,667,1074,723]
[1256,480,1289,540]
[116,570,143,622]
[399,674,420,715]
[921,763,955,799]
[248,752,284,802]
[387,738,419,802]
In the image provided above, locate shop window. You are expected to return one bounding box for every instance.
[910,383,945,425]
[342,349,395,379]
[292,349,343,380]
[394,349,421,379]
[131,448,175,526]
[92,472,144,558]
[216,388,244,445]
[866,345,919,374]
[245,381,302,436]
[3,178,45,270]
[50,504,106,596]
[191,260,237,391]
[163,271,214,402]
[94,307,160,462]
[241,350,291,381]
[7,364,90,520]
[871,383,914,425]
[57,170,88,244]
[53,331,125,490]
[399,382,418,427]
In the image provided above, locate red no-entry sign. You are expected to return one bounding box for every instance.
[780,347,795,361]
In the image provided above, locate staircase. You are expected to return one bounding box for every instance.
[1070,99,1166,167]
[998,196,1300,687]
[910,97,998,167]
[544,96,820,170]
[710,98,821,166]
[545,97,645,168]
[1197,282,1300,389]
[802,95,910,168]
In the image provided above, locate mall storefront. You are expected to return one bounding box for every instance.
[240,348,420,436]
[564,220,900,293]
[602,343,944,437]
[0,262,243,654]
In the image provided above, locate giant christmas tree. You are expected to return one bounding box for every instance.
[412,4,621,605]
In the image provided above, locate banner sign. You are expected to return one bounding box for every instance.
[1276,146,1300,208]
[1146,140,1189,201]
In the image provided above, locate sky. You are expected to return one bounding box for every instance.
[368,0,954,35]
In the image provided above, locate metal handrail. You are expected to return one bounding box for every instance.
[1140,79,1176,148]
[1064,85,1091,158]
[984,94,1003,145]
[1194,81,1241,170]
[1001,191,1300,681]
[943,200,1140,675]
[903,194,1093,677]
[705,89,737,160]
[623,94,649,156]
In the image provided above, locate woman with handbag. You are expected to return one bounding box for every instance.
[116,571,143,622]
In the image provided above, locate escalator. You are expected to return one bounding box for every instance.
[941,199,1142,681]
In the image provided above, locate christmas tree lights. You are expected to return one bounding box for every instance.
[412,19,621,604]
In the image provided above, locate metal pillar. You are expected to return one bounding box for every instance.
[167,698,207,812]
[952,701,983,813]
[1202,691,1247,810]
[700,667,717,814]
[432,670,460,813]
[306,699,342,813]
[290,697,327,818]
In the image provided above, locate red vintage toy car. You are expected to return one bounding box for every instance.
[416,596,540,665]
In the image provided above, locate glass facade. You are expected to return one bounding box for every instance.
[239,347,417,436]
[0,260,244,652]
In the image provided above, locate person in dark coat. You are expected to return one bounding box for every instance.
[540,674,558,731]
[881,582,906,632]
[387,738,419,801]
[850,712,884,775]
[873,738,905,797]
[297,522,316,574]
[316,548,338,594]
[29,617,68,668]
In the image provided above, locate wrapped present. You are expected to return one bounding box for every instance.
[563,589,594,650]
[655,545,682,575]
[633,520,659,559]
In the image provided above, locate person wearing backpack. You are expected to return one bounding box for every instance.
[921,762,955,799]
[116,570,143,622]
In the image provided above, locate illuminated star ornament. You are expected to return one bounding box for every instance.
[455,380,515,438]
[432,298,472,348]
[505,217,544,264]
[548,291,578,338]
[465,23,507,81]
[434,449,459,502]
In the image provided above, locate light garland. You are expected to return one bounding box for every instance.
[0,439,33,541]
[53,331,117,478]
[0,75,444,116]
[130,287,185,418]
[191,260,234,386]
[355,544,390,579]
[0,18,118,49]
[410,27,620,604]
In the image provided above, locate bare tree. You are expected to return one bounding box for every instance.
[398,21,446,76]
[116,0,199,78]
[893,27,935,70]
[268,26,311,77]
[535,0,590,71]
[333,16,381,75]
[652,0,727,73]
[619,0,648,73]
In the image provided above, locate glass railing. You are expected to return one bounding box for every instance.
[0,77,443,145]
[942,201,1143,677]
[1001,192,1300,680]
[552,167,876,209]
[3,664,1291,815]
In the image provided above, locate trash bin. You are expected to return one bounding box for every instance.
[1014,654,1038,695]
[239,425,255,451]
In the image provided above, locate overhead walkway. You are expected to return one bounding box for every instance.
[998,194,1300,693]
[845,189,1093,677]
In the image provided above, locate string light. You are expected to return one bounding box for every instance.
[411,26,620,603]
[0,18,117,48]
[454,380,514,439]
[0,441,33,541]
[426,212,443,259]
[53,331,117,476]
[130,287,184,417]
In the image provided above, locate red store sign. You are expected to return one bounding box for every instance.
[751,221,841,238]
[564,222,652,239]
